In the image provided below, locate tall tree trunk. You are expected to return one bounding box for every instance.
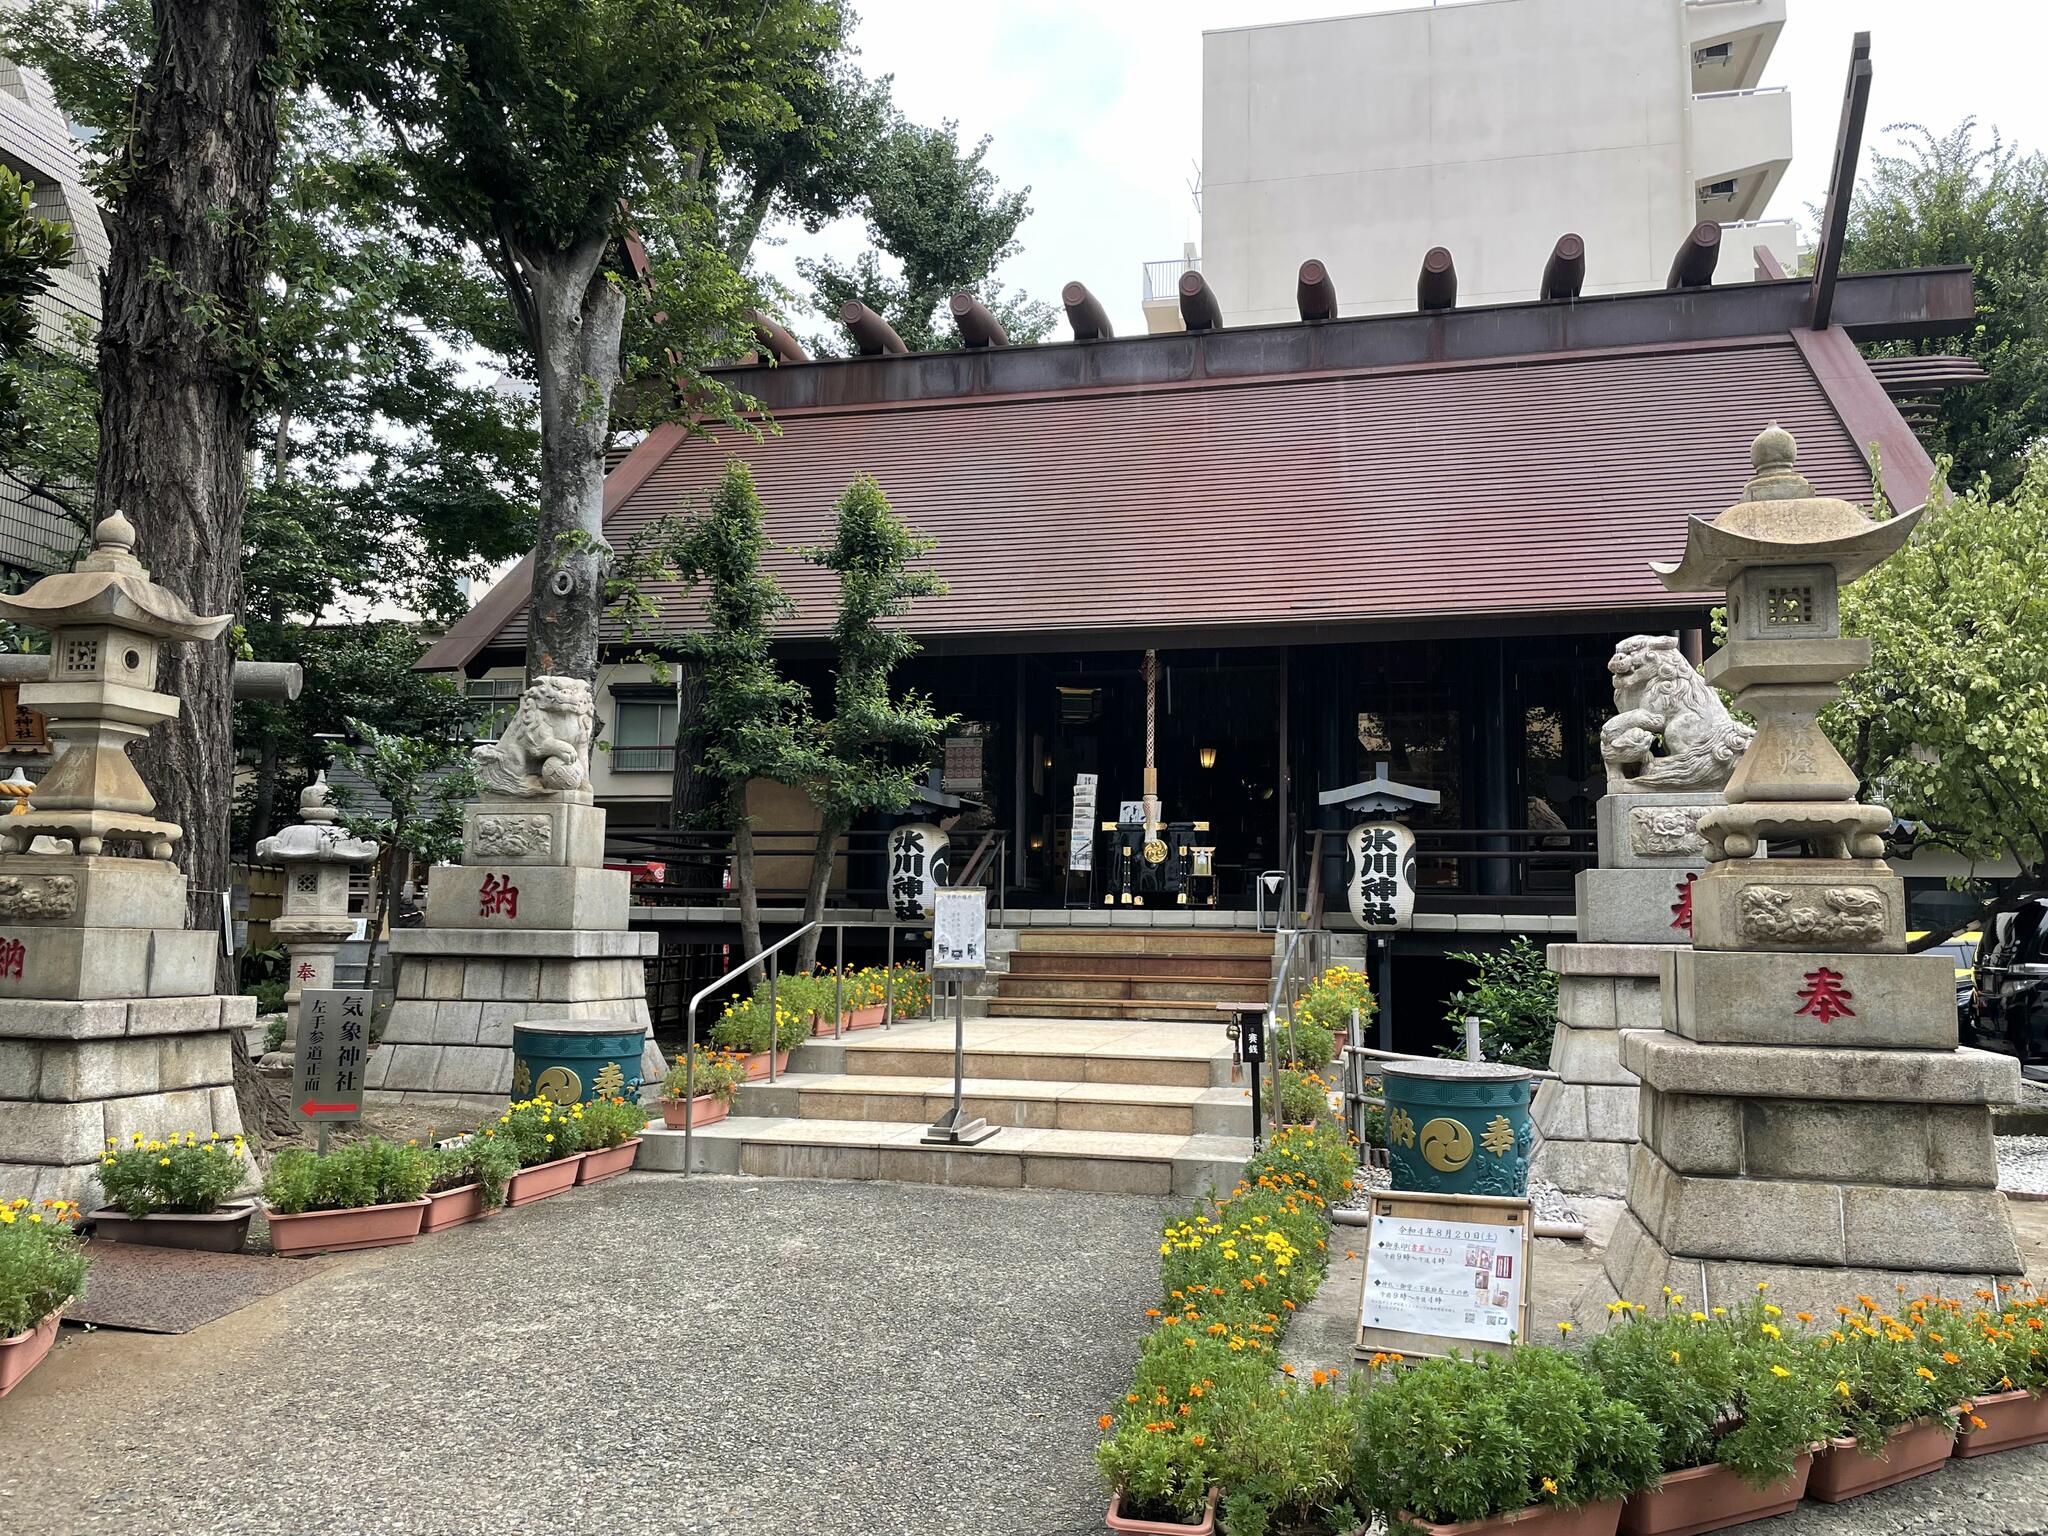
[796,814,843,974]
[666,656,723,898]
[733,818,764,984]
[102,0,282,945]
[507,235,623,684]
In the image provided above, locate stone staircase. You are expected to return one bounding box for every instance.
[638,1017,1254,1195]
[989,928,1275,1022]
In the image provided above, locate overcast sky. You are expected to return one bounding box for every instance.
[754,0,2048,339]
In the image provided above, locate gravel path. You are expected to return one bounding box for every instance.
[0,1175,1173,1536]
[1998,1136,2048,1196]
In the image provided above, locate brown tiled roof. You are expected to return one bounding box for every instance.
[430,329,1917,670]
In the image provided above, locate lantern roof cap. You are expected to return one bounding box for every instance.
[1319,763,1440,816]
[0,509,232,641]
[1652,423,1921,593]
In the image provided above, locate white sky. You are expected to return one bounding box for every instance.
[755,0,2048,338]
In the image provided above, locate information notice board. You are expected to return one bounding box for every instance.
[1354,1190,1533,1360]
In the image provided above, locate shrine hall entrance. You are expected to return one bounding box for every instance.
[1019,649,1286,906]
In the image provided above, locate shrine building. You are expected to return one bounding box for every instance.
[419,243,1983,1047]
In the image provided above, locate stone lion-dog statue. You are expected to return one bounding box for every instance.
[1600,634,1755,793]
[472,675,595,795]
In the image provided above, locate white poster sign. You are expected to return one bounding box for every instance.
[1359,1207,1528,1347]
[1068,773,1098,872]
[931,887,987,970]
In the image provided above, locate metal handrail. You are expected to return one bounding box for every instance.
[1692,85,1789,99]
[679,921,817,1175]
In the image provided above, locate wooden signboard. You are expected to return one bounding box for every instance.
[1354,1189,1534,1361]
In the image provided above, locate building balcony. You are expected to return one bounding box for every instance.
[1140,250,1198,335]
[1685,0,1785,92]
[1691,85,1792,224]
[609,745,675,774]
[1719,218,1800,281]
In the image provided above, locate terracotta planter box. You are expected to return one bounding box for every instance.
[504,1154,584,1206]
[847,1004,886,1030]
[1105,1485,1220,1534]
[660,1096,730,1129]
[421,1183,492,1233]
[740,1049,791,1081]
[811,1012,840,1037]
[1401,1499,1623,1536]
[0,1308,63,1399]
[576,1138,642,1184]
[1807,1420,1955,1502]
[1955,1389,2048,1458]
[1620,1454,1811,1536]
[266,1197,429,1257]
[88,1202,256,1253]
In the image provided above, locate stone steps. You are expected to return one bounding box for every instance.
[997,927,1274,1021]
[798,1021,1237,1091]
[1008,952,1272,981]
[1012,928,1275,958]
[997,975,1269,1003]
[986,996,1230,1023]
[638,1116,1251,1197]
[736,1071,1248,1137]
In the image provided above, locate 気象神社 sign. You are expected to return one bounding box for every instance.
[292,987,371,1121]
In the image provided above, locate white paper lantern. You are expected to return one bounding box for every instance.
[1345,821,1417,930]
[888,822,949,920]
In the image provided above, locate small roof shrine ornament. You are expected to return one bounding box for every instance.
[1655,424,1918,864]
[1318,764,1441,819]
[0,510,230,859]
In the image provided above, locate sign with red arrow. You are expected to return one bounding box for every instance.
[289,986,371,1124]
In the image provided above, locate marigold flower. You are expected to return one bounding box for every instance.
[1540,1478,1559,1496]
[1916,1367,1936,1381]
[1098,1414,1113,1431]
[1770,1365,1790,1378]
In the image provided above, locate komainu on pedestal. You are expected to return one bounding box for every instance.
[1602,425,2022,1314]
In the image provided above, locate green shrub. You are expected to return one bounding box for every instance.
[0,1198,89,1336]
[262,1138,434,1215]
[709,992,811,1054]
[263,1015,287,1054]
[1586,1293,1831,1486]
[1213,1371,1367,1536]
[427,1137,519,1211]
[95,1130,247,1216]
[661,1049,747,1105]
[1262,1066,1334,1127]
[1440,936,1559,1069]
[1357,1346,1662,1525]
[776,972,833,1024]
[1818,1293,1981,1449]
[1276,1019,1335,1071]
[1294,965,1373,1039]
[486,1098,589,1168]
[580,1095,648,1149]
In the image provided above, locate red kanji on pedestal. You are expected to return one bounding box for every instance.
[1670,874,1697,935]
[0,937,21,979]
[295,962,316,981]
[478,873,520,919]
[1795,966,1856,1023]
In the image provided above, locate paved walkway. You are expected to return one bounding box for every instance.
[0,1176,1172,1536]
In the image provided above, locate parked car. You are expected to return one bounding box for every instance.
[1906,927,1982,1035]
[1964,901,2048,1072]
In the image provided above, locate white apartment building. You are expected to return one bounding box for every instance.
[1146,0,1797,332]
[0,47,108,579]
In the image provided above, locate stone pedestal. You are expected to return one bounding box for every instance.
[370,790,660,1113]
[1531,791,1716,1197]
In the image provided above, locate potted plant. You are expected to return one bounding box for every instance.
[842,966,887,1029]
[261,1139,434,1256]
[1806,1294,1972,1501]
[1955,1285,2048,1458]
[890,961,931,1021]
[1587,1293,1830,1535]
[0,1198,87,1398]
[660,1050,746,1128]
[494,1097,589,1205]
[1356,1346,1662,1535]
[710,994,808,1077]
[420,1135,518,1232]
[576,1096,649,1183]
[90,1130,255,1252]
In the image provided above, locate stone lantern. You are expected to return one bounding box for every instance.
[1602,426,2021,1313]
[255,772,378,1058]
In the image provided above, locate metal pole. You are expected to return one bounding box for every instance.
[951,973,966,1122]
[1376,935,1394,1054]
[1464,1014,1483,1063]
[1269,1005,1284,1131]
[682,999,697,1177]
[767,950,779,1083]
[884,923,896,1026]
[833,924,845,1041]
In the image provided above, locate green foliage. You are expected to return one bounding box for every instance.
[1358,1347,1663,1525]
[795,475,953,824]
[1817,1294,1980,1449]
[95,1131,248,1217]
[1277,1020,1335,1072]
[327,717,478,872]
[0,161,77,531]
[1586,1294,1832,1487]
[1440,936,1559,1070]
[1263,1067,1335,1127]
[799,117,1053,354]
[579,1095,649,1150]
[0,1198,88,1336]
[240,942,291,1020]
[662,1049,747,1105]
[709,992,811,1054]
[262,1138,434,1215]
[1827,454,2048,913]
[1293,964,1373,1042]
[1832,121,2048,500]
[482,1100,589,1170]
[264,1016,288,1054]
